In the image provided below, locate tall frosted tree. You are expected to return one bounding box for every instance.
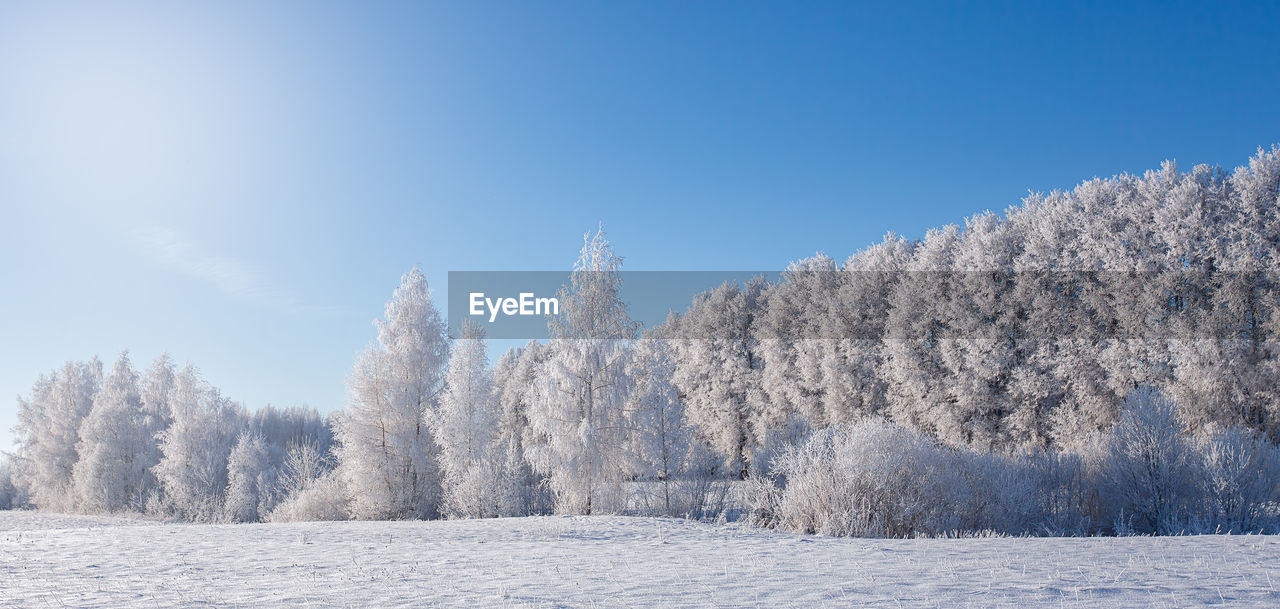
[137,354,177,503]
[669,279,767,476]
[73,352,155,512]
[494,340,550,516]
[881,224,964,444]
[224,431,272,522]
[820,234,915,425]
[435,323,501,518]
[12,358,102,511]
[624,335,719,516]
[526,227,638,514]
[153,366,245,521]
[941,211,1029,449]
[335,268,449,519]
[140,355,177,425]
[1168,153,1280,438]
[754,255,839,432]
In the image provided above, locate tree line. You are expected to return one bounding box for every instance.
[4,146,1280,536]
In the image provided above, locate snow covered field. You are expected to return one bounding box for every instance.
[2,511,1279,608]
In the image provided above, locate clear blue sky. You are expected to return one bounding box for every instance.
[3,1,1279,453]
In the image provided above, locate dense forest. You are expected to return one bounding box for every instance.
[4,146,1280,537]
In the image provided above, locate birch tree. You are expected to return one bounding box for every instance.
[436,323,502,518]
[73,352,154,512]
[334,268,449,519]
[526,227,638,514]
[12,358,102,511]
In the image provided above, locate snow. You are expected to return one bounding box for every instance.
[2,511,1279,608]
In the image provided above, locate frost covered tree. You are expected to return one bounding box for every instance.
[753,256,837,439]
[1101,386,1198,534]
[493,340,550,516]
[251,405,332,454]
[526,227,638,514]
[0,456,26,510]
[12,358,102,511]
[334,268,449,519]
[821,234,915,425]
[624,336,721,516]
[153,366,245,521]
[276,438,330,499]
[662,147,1280,453]
[140,354,177,426]
[435,323,503,518]
[1191,423,1280,533]
[135,354,177,505]
[623,337,685,479]
[669,279,767,476]
[1005,191,1113,446]
[224,431,273,522]
[249,404,334,511]
[73,352,156,512]
[267,438,345,522]
[9,350,326,520]
[880,224,965,444]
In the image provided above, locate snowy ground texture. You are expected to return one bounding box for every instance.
[3,511,1280,608]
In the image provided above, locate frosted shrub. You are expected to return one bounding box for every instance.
[268,471,349,522]
[743,468,783,528]
[269,441,344,522]
[764,420,965,537]
[1100,387,1199,534]
[669,447,732,520]
[277,439,329,500]
[750,419,1063,537]
[952,451,1038,534]
[630,443,730,520]
[1022,450,1091,535]
[748,414,811,478]
[442,461,506,519]
[1191,424,1280,533]
[1046,389,1280,536]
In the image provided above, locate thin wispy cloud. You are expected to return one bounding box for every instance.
[134,226,344,318]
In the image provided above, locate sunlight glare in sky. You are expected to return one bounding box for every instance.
[7,6,252,219]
